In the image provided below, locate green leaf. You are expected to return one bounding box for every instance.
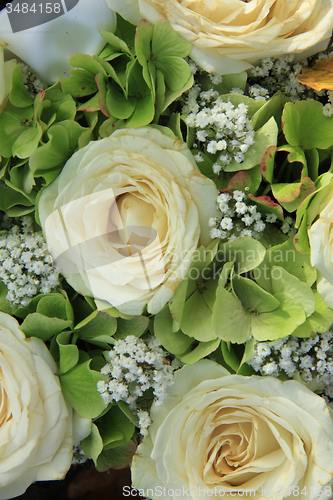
[9,64,33,108]
[81,423,103,464]
[271,177,316,213]
[115,14,136,48]
[57,331,79,375]
[97,405,135,450]
[69,53,107,76]
[225,117,278,172]
[0,111,29,157]
[135,19,153,67]
[180,338,220,364]
[232,275,280,313]
[305,291,333,333]
[260,145,277,184]
[155,69,166,119]
[251,91,286,131]
[212,287,251,343]
[36,293,69,320]
[257,238,316,287]
[95,73,109,117]
[155,56,191,92]
[11,125,42,159]
[113,316,149,340]
[238,338,255,371]
[29,121,86,176]
[219,261,235,288]
[20,313,72,341]
[167,113,183,140]
[169,279,188,328]
[270,267,315,317]
[60,69,97,98]
[219,94,263,118]
[251,292,306,341]
[77,93,100,113]
[106,86,136,119]
[117,401,139,426]
[154,307,194,356]
[152,20,191,58]
[211,72,247,94]
[218,237,266,274]
[282,100,333,149]
[100,30,132,56]
[75,311,117,342]
[293,211,310,254]
[221,341,240,372]
[60,358,106,419]
[96,440,136,472]
[305,148,319,181]
[125,94,154,127]
[180,289,217,342]
[7,163,36,201]
[42,89,76,124]
[223,171,256,195]
[278,145,308,176]
[163,72,192,113]
[248,194,284,221]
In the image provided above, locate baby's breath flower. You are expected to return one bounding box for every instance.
[209,190,275,242]
[247,330,333,404]
[0,216,59,307]
[98,336,182,436]
[182,88,256,174]
[247,48,333,110]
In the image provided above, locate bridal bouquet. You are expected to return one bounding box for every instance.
[1,1,333,499]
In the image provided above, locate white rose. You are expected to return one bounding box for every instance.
[132,360,333,500]
[0,312,81,500]
[0,0,116,84]
[38,127,219,315]
[308,195,333,309]
[106,0,333,75]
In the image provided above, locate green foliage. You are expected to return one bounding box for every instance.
[81,404,136,468]
[0,67,88,215]
[224,117,278,172]
[59,16,193,129]
[282,100,333,149]
[60,358,106,418]
[156,233,322,354]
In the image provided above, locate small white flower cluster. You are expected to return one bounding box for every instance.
[21,63,47,98]
[0,215,60,307]
[71,444,88,465]
[323,90,333,117]
[247,49,333,107]
[209,190,269,241]
[247,331,333,403]
[247,55,311,102]
[281,216,297,238]
[182,87,255,174]
[97,335,181,436]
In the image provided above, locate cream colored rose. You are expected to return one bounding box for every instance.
[308,195,333,309]
[0,312,75,499]
[132,360,333,500]
[38,127,219,315]
[106,0,333,75]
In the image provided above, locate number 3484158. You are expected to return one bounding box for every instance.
[5,3,61,14]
